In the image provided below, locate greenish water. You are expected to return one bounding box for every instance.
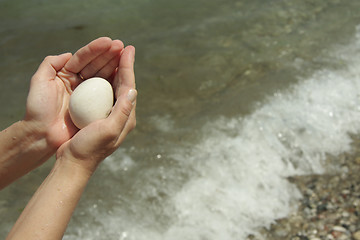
[1,0,359,128]
[1,0,360,239]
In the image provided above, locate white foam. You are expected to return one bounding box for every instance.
[64,32,360,240]
[165,71,360,239]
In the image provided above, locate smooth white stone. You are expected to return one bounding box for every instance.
[69,77,114,129]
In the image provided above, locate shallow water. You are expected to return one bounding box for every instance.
[1,0,360,239]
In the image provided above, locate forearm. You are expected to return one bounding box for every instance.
[6,157,92,240]
[0,120,55,189]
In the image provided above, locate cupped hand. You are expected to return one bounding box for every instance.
[57,46,137,172]
[24,37,124,149]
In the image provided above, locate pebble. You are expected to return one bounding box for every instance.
[353,231,360,240]
[332,226,347,233]
[250,135,360,240]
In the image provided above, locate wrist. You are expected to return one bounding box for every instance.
[20,119,45,138]
[21,119,57,153]
[56,146,100,178]
[53,154,93,185]
[0,120,55,189]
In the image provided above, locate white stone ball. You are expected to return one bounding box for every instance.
[69,77,114,129]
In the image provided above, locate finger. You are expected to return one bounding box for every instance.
[108,88,137,133]
[64,37,112,74]
[80,40,124,79]
[113,46,135,98]
[32,53,72,82]
[95,54,120,80]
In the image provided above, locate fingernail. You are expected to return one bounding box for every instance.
[127,89,137,104]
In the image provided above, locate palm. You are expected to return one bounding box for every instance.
[61,119,117,164]
[25,72,76,148]
[48,76,77,147]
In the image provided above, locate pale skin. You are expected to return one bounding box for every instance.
[0,37,137,239]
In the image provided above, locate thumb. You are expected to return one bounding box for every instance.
[108,88,137,133]
[32,53,72,82]
[113,46,135,98]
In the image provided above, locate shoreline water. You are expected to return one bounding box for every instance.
[250,135,360,240]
